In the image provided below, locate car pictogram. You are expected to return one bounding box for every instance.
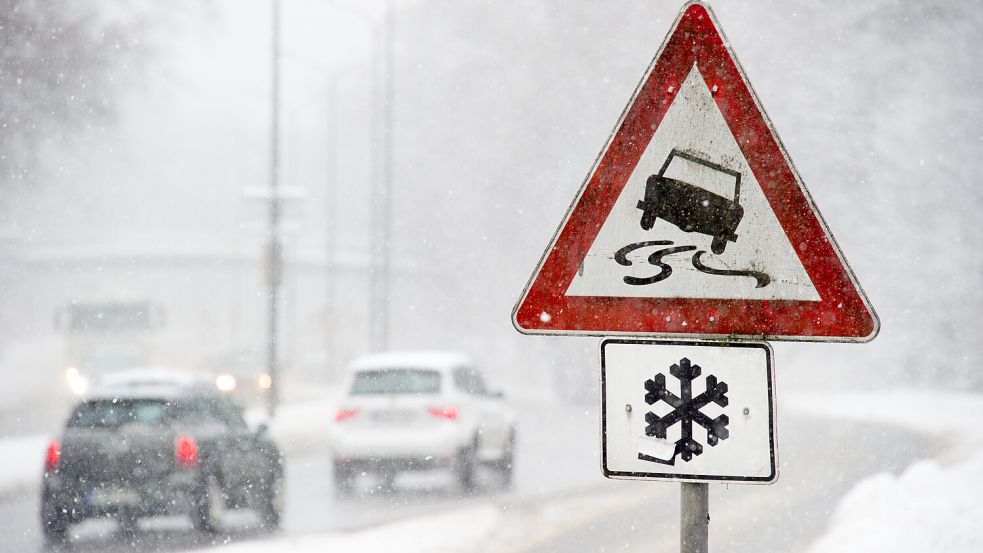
[636,149,744,255]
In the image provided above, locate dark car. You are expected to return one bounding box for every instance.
[40,372,283,542]
[637,149,745,254]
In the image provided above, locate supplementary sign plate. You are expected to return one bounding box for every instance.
[602,339,777,483]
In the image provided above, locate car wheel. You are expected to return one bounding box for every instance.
[496,430,516,489]
[41,501,69,543]
[192,474,225,534]
[710,235,727,255]
[117,509,139,538]
[259,472,284,531]
[457,438,478,493]
[334,462,354,498]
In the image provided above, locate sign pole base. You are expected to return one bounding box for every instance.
[681,482,709,553]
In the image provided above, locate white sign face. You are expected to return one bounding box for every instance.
[602,339,777,484]
[567,66,819,302]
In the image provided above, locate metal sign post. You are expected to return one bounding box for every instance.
[681,483,709,553]
[601,340,776,550]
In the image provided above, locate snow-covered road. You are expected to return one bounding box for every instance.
[1,390,977,552]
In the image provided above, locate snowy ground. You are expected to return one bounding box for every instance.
[124,389,977,553]
[3,388,977,551]
[789,391,983,553]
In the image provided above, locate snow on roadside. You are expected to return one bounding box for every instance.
[789,390,983,553]
[0,435,48,497]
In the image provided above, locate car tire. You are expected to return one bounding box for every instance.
[192,474,225,534]
[258,472,284,531]
[334,463,354,498]
[117,509,139,538]
[41,501,69,544]
[711,235,727,255]
[457,438,478,493]
[496,430,516,489]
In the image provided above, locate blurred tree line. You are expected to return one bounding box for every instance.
[0,0,149,184]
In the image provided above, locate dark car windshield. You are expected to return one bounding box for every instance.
[67,399,172,428]
[350,369,441,395]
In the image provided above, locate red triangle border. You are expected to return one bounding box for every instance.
[513,1,878,342]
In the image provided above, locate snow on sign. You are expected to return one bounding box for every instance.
[602,339,777,483]
[512,1,878,342]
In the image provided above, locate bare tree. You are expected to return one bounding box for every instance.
[0,0,148,184]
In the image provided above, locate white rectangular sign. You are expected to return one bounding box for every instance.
[602,339,777,484]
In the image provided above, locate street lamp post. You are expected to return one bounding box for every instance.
[369,0,395,353]
[266,0,283,416]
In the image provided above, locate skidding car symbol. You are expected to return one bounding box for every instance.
[637,149,744,255]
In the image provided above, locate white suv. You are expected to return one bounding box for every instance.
[327,351,516,494]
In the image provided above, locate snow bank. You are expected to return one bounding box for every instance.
[791,390,983,553]
[245,397,337,458]
[807,455,983,553]
[0,434,48,497]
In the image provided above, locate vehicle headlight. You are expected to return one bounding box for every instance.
[258,373,272,390]
[65,367,88,396]
[215,374,237,392]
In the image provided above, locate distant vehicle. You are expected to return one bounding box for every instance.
[637,149,745,254]
[327,352,516,495]
[205,348,273,405]
[56,300,166,396]
[40,371,283,542]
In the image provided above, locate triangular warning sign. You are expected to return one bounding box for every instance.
[513,1,878,342]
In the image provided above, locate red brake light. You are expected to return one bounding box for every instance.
[427,407,458,420]
[335,408,359,423]
[175,436,198,469]
[45,441,61,472]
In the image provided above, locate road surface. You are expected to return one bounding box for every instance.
[0,399,935,552]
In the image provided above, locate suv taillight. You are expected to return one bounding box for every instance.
[334,408,359,422]
[44,440,61,472]
[427,407,458,421]
[175,436,198,469]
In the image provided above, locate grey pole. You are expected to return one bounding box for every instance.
[266,0,282,417]
[681,483,709,553]
[379,0,395,351]
[369,0,395,353]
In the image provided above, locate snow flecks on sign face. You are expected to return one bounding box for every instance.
[566,66,819,301]
[512,2,878,341]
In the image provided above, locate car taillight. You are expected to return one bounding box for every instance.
[44,441,61,472]
[334,408,359,423]
[427,407,458,421]
[175,436,198,469]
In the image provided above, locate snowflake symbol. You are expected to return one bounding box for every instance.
[643,357,729,462]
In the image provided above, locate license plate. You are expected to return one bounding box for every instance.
[85,487,140,507]
[369,409,416,424]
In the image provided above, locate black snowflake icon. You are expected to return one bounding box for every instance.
[643,357,730,463]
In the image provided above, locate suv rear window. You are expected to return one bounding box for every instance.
[67,399,171,428]
[349,369,441,395]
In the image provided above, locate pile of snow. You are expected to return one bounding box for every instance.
[790,390,983,553]
[0,435,48,497]
[808,455,983,553]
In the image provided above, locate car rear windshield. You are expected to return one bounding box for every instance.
[349,369,441,395]
[67,399,172,428]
